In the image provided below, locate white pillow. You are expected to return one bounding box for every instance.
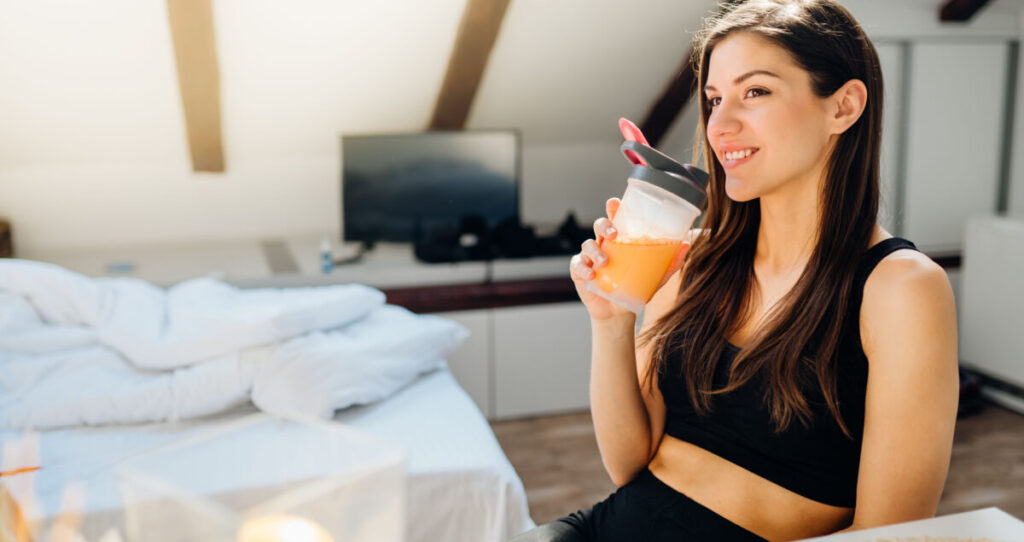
[250,304,470,419]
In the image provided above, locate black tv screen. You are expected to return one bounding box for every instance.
[341,130,520,246]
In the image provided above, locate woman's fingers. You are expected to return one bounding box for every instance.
[581,239,607,269]
[570,254,595,282]
[606,198,621,220]
[571,239,608,283]
[592,217,617,244]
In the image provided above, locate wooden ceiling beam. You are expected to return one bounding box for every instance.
[639,52,698,148]
[940,0,993,22]
[429,0,511,130]
[167,0,225,172]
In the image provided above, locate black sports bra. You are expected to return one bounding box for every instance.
[657,237,920,508]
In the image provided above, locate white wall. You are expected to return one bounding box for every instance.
[0,0,720,252]
[1,0,1022,253]
[845,0,1019,39]
[0,0,468,251]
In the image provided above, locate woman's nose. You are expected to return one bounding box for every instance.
[706,100,742,140]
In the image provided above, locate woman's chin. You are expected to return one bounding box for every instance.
[724,178,759,202]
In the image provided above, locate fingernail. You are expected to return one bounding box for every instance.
[607,227,616,235]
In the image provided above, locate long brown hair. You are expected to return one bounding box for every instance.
[638,0,883,437]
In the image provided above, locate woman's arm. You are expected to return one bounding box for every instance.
[589,313,650,487]
[590,270,678,487]
[840,251,960,531]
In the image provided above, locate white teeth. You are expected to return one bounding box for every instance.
[724,148,756,161]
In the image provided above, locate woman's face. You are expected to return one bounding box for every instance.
[704,32,834,202]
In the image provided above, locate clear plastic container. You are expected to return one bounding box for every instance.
[584,141,708,314]
[116,413,406,542]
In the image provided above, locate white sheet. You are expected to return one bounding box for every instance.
[0,368,536,542]
[0,259,470,428]
[0,260,384,369]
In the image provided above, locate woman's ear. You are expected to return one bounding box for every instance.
[828,79,868,135]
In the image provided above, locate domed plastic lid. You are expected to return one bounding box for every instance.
[626,164,707,210]
[620,141,709,207]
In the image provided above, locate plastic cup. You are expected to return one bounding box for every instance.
[584,141,708,314]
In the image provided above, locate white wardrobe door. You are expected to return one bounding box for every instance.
[903,42,1008,253]
[876,42,906,235]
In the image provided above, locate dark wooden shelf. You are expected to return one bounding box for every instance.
[382,277,579,313]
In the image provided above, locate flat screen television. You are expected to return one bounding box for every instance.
[341,130,520,249]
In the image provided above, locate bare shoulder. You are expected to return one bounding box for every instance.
[860,248,956,362]
[863,248,949,298]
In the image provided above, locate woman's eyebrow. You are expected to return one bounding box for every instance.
[704,69,781,92]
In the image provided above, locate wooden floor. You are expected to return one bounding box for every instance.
[491,402,1024,527]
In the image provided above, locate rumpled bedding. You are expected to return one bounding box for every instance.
[0,259,469,429]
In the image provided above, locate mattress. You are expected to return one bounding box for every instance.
[0,367,535,541]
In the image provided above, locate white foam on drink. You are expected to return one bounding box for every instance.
[615,179,700,240]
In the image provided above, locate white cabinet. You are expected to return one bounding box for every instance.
[434,309,493,417]
[435,302,592,420]
[492,302,591,419]
[960,215,1024,412]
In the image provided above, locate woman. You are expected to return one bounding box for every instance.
[512,1,959,540]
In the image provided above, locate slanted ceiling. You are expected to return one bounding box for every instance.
[469,1,712,144]
[0,0,716,172]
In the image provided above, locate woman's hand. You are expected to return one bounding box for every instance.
[569,198,690,322]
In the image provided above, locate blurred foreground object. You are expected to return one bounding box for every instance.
[1,483,31,542]
[116,413,405,542]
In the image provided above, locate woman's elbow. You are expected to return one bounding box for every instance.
[604,459,645,487]
[608,471,633,488]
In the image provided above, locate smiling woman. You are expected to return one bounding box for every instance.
[517,0,960,541]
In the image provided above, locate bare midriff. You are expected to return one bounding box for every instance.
[648,435,854,540]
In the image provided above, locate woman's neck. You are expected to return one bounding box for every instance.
[755,171,822,276]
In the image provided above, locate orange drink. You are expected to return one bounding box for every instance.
[593,237,685,305]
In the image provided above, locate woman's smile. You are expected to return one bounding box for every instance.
[721,147,760,169]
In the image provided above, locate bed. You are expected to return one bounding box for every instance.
[0,259,536,541]
[2,367,535,541]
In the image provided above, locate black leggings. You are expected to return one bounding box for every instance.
[509,468,767,542]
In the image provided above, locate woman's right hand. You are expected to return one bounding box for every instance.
[570,197,631,321]
[570,198,690,322]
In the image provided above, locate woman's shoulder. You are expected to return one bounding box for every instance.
[859,239,954,363]
[863,236,943,290]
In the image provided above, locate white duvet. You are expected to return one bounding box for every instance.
[0,259,469,429]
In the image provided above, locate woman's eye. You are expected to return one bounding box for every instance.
[707,88,769,108]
